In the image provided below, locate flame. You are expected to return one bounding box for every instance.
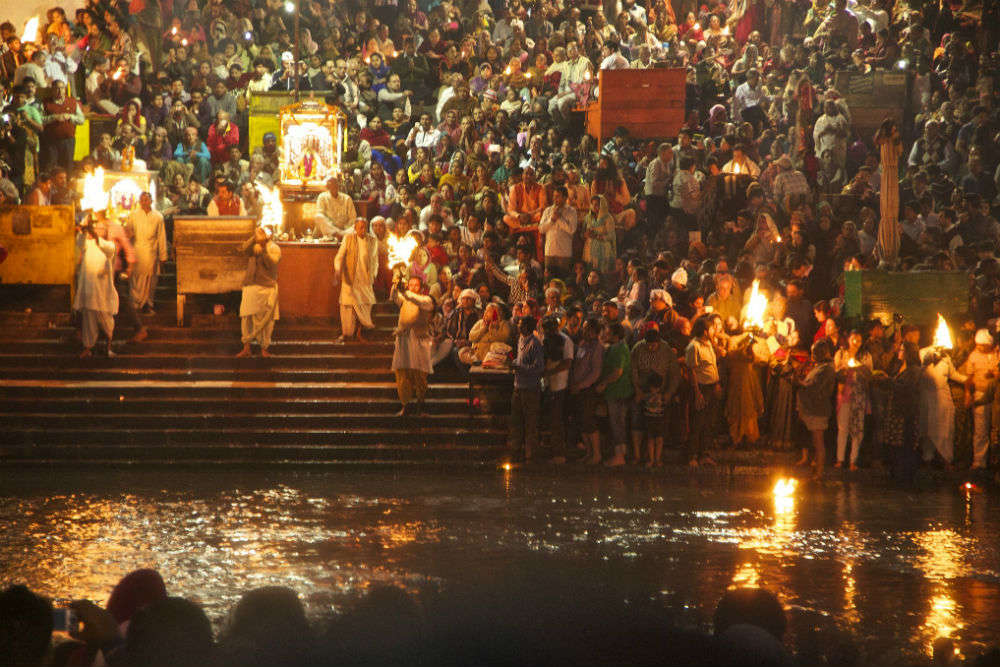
[693,22,701,31]
[387,233,418,268]
[722,26,730,35]
[932,313,953,349]
[775,234,781,243]
[80,168,108,212]
[744,279,767,330]
[504,66,512,75]
[847,357,858,368]
[583,70,592,81]
[112,69,124,81]
[258,185,284,234]
[773,477,796,516]
[171,26,178,35]
[731,161,741,175]
[181,38,188,46]
[22,17,39,43]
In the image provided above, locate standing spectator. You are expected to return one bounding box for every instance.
[597,322,634,467]
[960,329,998,470]
[685,316,722,467]
[796,340,838,478]
[538,185,578,279]
[509,315,545,461]
[833,331,873,470]
[644,143,674,229]
[630,323,682,465]
[572,318,605,464]
[542,316,574,463]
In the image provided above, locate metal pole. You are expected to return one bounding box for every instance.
[293,0,300,101]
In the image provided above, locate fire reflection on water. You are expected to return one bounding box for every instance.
[1,472,998,661]
[916,529,967,654]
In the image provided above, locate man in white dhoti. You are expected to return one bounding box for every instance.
[919,346,968,466]
[314,174,356,239]
[960,329,998,470]
[391,274,435,415]
[237,226,282,358]
[73,221,119,358]
[334,217,378,343]
[126,192,167,316]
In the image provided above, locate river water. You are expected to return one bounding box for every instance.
[1,469,997,663]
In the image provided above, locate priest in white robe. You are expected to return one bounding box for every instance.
[126,192,168,313]
[918,346,968,465]
[73,223,119,358]
[334,217,378,343]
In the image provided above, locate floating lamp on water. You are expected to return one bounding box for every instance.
[773,477,797,515]
[932,313,953,350]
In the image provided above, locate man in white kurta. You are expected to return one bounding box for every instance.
[391,275,435,415]
[960,329,999,469]
[73,224,119,357]
[314,174,357,239]
[126,192,168,313]
[813,100,850,172]
[334,217,378,342]
[919,347,968,465]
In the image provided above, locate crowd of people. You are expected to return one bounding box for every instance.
[4,572,998,667]
[1,0,999,477]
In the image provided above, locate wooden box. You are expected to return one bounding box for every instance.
[585,68,686,145]
[173,216,256,325]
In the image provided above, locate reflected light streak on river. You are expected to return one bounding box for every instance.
[1,470,998,662]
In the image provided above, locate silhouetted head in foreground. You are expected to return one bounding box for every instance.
[0,585,53,667]
[713,587,787,640]
[124,596,214,667]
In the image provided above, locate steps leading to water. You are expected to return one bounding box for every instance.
[0,273,508,467]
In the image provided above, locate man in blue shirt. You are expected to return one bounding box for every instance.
[509,315,544,461]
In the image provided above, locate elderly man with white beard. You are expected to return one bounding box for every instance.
[334,217,379,344]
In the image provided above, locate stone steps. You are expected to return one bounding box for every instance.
[0,297,510,466]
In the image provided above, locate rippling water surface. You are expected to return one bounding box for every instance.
[1,470,998,662]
